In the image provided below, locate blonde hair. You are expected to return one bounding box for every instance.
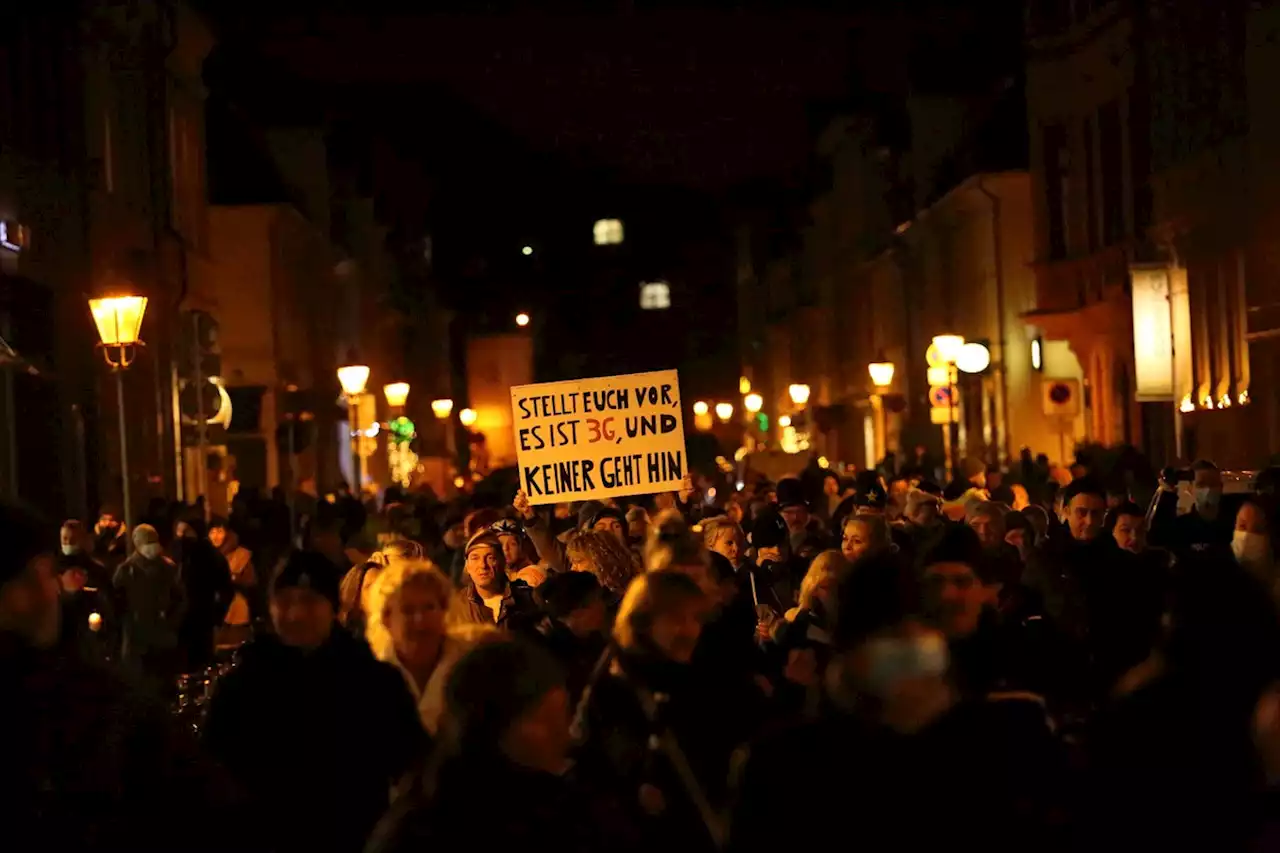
[612,570,706,652]
[365,558,454,661]
[700,515,743,552]
[797,549,848,613]
[566,529,638,592]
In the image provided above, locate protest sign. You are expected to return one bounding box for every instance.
[510,369,687,504]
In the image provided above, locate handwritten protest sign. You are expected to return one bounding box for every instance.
[510,369,687,504]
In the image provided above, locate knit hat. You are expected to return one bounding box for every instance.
[581,504,625,531]
[960,457,986,481]
[853,481,887,511]
[465,530,505,561]
[132,523,160,548]
[272,550,341,611]
[749,509,789,550]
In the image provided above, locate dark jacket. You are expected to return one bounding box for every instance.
[367,753,622,853]
[173,537,235,671]
[203,629,426,853]
[59,587,118,666]
[449,579,540,633]
[0,632,242,852]
[59,549,112,591]
[533,617,608,704]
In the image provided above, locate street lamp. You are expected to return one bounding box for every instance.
[868,359,896,389]
[739,376,752,394]
[90,294,148,551]
[715,402,734,422]
[931,334,965,481]
[383,382,410,409]
[459,407,478,427]
[337,364,370,492]
[788,383,811,406]
[744,392,763,413]
[431,398,454,419]
[692,400,709,416]
[515,312,530,327]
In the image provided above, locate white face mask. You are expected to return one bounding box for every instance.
[138,543,163,560]
[61,544,79,556]
[1233,530,1270,564]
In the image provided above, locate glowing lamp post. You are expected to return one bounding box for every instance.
[432,398,457,462]
[431,398,454,419]
[692,401,709,416]
[715,402,734,423]
[459,408,478,427]
[383,382,410,409]
[788,383,811,407]
[90,295,148,550]
[930,334,965,481]
[744,392,763,413]
[515,312,530,328]
[337,364,370,491]
[868,360,896,390]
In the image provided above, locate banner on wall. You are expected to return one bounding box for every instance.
[510,369,686,504]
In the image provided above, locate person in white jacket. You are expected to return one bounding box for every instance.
[365,558,480,734]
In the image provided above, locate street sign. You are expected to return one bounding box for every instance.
[1041,378,1081,417]
[929,385,958,408]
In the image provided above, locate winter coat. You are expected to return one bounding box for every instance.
[448,579,540,634]
[112,553,185,663]
[59,587,118,666]
[385,636,471,735]
[173,537,235,671]
[202,629,426,853]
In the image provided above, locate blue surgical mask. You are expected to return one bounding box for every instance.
[1194,488,1222,510]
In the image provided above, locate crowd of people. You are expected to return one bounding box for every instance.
[6,450,1280,852]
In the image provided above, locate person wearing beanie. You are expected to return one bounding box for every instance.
[449,530,539,632]
[203,549,426,853]
[112,522,185,687]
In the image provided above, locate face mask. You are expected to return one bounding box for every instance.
[138,543,162,560]
[863,633,949,697]
[1195,488,1222,510]
[1233,530,1270,564]
[61,545,79,556]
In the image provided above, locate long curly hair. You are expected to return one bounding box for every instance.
[364,558,454,661]
[565,529,638,593]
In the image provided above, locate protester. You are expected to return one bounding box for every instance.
[202,550,426,853]
[449,530,539,631]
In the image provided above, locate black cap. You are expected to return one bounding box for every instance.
[776,478,808,511]
[749,509,789,550]
[272,550,341,611]
[853,483,887,510]
[583,505,626,531]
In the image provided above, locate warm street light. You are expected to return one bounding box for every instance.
[868,359,896,389]
[383,382,410,408]
[788,383,811,406]
[431,398,454,419]
[956,342,991,374]
[715,402,734,422]
[337,364,370,491]
[459,407,478,427]
[521,245,533,256]
[515,312,530,327]
[90,294,149,552]
[778,414,792,428]
[337,364,370,397]
[90,295,148,352]
[744,392,763,413]
[739,376,751,394]
[693,400,709,416]
[932,334,966,364]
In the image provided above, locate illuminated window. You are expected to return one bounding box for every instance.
[640,281,671,310]
[593,218,624,246]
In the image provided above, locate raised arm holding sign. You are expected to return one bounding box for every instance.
[510,369,688,505]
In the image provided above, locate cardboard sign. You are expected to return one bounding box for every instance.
[510,369,686,504]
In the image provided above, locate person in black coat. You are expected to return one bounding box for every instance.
[172,517,234,672]
[367,639,624,853]
[203,551,426,853]
[532,571,609,704]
